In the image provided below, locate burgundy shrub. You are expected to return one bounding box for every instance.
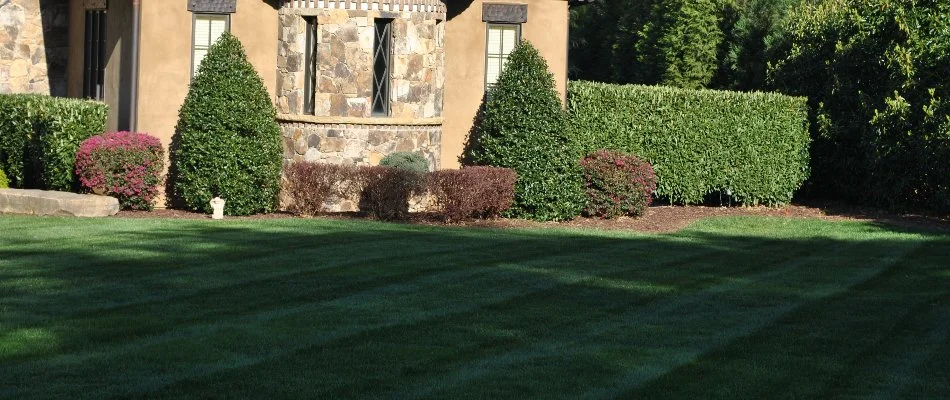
[580,150,657,218]
[284,162,361,216]
[357,166,423,221]
[428,166,517,222]
[75,132,164,210]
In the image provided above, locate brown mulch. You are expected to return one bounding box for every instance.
[116,202,950,234]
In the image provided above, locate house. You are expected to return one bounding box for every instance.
[1,0,586,174]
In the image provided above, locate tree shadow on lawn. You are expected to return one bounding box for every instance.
[0,216,948,399]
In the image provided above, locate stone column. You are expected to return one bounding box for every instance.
[0,0,69,96]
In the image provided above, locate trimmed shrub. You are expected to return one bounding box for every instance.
[769,0,950,212]
[171,32,282,215]
[463,41,584,221]
[379,152,429,174]
[0,168,8,189]
[581,150,657,218]
[568,81,810,205]
[75,132,164,210]
[428,167,517,222]
[0,94,107,190]
[357,166,421,221]
[284,162,361,216]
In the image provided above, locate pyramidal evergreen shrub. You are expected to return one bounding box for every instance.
[171,32,282,215]
[462,41,584,221]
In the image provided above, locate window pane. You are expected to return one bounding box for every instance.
[502,28,517,53]
[486,57,501,86]
[209,18,227,45]
[487,28,502,56]
[194,18,211,47]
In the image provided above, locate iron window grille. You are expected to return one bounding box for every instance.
[303,17,318,115]
[372,19,393,117]
[82,10,107,100]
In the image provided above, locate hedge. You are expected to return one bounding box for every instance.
[0,94,108,191]
[567,81,810,205]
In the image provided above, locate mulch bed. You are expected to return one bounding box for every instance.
[116,202,950,234]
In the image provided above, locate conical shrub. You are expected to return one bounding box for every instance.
[463,41,583,221]
[171,32,282,215]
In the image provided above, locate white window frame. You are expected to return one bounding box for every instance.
[191,14,231,78]
[485,23,521,91]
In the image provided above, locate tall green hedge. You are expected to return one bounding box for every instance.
[0,94,108,191]
[568,81,810,205]
[171,32,282,215]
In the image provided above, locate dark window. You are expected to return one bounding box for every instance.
[372,19,393,116]
[303,17,318,115]
[83,10,107,100]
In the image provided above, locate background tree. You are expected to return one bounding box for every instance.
[171,32,283,215]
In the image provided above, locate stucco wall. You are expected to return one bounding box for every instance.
[136,0,279,149]
[441,0,569,169]
[1,0,69,96]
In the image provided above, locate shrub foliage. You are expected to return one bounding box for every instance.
[357,166,424,221]
[379,152,430,174]
[581,150,657,218]
[0,168,8,189]
[568,81,810,205]
[75,132,165,210]
[0,94,107,190]
[769,0,950,211]
[284,162,360,216]
[427,167,517,222]
[171,32,282,215]
[463,41,584,221]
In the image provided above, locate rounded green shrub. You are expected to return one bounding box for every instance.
[170,32,282,215]
[379,152,429,174]
[462,41,584,222]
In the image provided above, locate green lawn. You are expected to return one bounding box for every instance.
[1,215,948,399]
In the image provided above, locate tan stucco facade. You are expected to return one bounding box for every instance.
[441,0,570,169]
[137,0,279,148]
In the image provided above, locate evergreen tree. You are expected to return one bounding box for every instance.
[171,33,282,215]
[463,41,584,221]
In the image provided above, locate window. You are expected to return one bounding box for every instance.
[83,9,107,100]
[372,19,393,116]
[303,17,318,115]
[485,24,520,90]
[192,14,229,78]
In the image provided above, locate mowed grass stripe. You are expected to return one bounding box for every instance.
[0,215,947,399]
[143,234,827,398]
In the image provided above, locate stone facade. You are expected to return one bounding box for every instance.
[281,121,441,169]
[0,0,68,96]
[277,7,445,119]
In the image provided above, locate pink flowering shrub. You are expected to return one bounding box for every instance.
[75,132,164,210]
[580,150,657,218]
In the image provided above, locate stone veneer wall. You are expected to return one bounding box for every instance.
[277,7,445,119]
[281,121,441,170]
[0,0,68,95]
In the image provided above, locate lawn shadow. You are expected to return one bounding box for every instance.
[0,216,948,398]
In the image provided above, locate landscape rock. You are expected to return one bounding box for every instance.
[0,189,119,217]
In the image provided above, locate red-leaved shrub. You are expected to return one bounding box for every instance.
[284,162,361,216]
[357,166,424,221]
[428,167,517,222]
[75,132,164,210]
[580,150,656,218]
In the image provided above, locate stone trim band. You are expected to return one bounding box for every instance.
[277,114,443,126]
[283,0,446,15]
